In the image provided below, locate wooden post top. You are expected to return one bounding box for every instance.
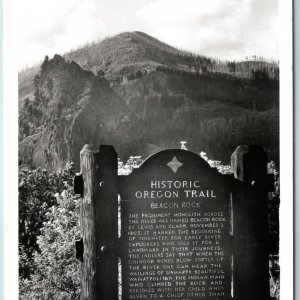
[231,145,268,185]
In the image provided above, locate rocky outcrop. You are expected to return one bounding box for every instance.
[19,55,135,170]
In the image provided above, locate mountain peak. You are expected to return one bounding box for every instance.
[63,31,193,78]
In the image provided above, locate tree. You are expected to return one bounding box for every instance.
[227,61,236,74]
[19,164,76,279]
[41,55,49,71]
[193,55,202,75]
[251,67,270,88]
[192,55,212,75]
[19,188,81,300]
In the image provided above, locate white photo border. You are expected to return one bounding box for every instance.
[2,0,294,299]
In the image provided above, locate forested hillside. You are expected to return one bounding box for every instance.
[19,32,279,170]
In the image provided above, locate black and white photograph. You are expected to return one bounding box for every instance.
[3,0,293,299]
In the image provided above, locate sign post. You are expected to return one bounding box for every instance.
[231,145,271,300]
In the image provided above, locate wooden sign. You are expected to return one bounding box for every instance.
[119,150,233,299]
[75,145,271,300]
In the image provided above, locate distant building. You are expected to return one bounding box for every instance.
[180,141,188,150]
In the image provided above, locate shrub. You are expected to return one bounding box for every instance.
[19,188,80,300]
[19,164,76,278]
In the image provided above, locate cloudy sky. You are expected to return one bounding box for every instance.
[13,0,279,70]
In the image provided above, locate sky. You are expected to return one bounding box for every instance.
[13,0,279,70]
